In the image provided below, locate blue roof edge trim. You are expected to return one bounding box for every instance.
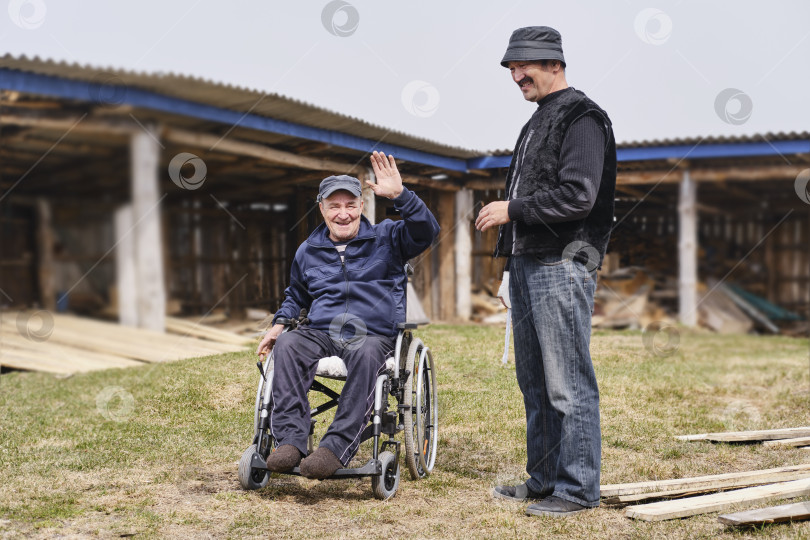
[0,68,469,172]
[468,140,810,169]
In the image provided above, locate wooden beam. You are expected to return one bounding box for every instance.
[0,113,136,136]
[601,464,810,504]
[164,128,354,173]
[455,189,473,320]
[463,179,505,191]
[718,501,810,527]
[402,174,460,192]
[618,170,683,185]
[617,165,807,186]
[763,436,810,447]
[678,169,698,326]
[676,426,810,442]
[692,165,809,182]
[625,478,810,521]
[131,127,166,332]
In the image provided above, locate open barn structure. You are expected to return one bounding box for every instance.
[1,55,808,338]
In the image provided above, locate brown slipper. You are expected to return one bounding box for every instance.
[265,444,303,473]
[299,446,342,479]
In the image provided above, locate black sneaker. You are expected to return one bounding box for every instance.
[525,495,594,517]
[492,482,545,502]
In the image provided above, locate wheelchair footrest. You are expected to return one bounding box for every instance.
[250,453,382,479]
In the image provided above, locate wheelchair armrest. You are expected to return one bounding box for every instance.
[397,322,419,329]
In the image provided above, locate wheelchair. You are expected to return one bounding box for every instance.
[238,310,438,499]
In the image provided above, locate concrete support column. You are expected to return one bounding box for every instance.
[130,128,166,332]
[678,168,698,326]
[455,188,473,320]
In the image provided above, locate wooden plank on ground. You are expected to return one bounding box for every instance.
[676,427,810,442]
[602,464,810,503]
[625,477,810,521]
[1,336,144,372]
[165,317,250,346]
[602,464,810,497]
[718,501,810,527]
[763,437,810,448]
[1,312,244,369]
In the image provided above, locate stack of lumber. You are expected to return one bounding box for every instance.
[1,312,249,375]
[602,464,810,505]
[592,268,669,329]
[623,477,810,522]
[676,426,810,445]
[697,284,753,334]
[165,316,251,346]
[610,427,810,527]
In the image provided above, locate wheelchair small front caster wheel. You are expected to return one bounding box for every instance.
[371,451,400,500]
[238,444,269,490]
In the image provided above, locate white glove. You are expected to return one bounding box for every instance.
[497,271,511,309]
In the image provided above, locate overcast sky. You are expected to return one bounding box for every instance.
[2,0,809,152]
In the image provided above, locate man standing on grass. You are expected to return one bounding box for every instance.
[476,26,616,517]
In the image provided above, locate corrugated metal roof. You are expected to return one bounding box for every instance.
[2,55,808,161]
[620,131,810,148]
[479,132,810,157]
[0,54,480,159]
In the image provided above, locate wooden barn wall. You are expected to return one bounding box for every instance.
[0,202,38,307]
[164,196,293,318]
[472,190,507,294]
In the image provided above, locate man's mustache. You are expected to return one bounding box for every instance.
[517,77,532,86]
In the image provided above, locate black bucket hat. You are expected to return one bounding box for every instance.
[501,26,566,68]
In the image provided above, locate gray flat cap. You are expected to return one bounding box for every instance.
[318,175,362,202]
[501,26,566,67]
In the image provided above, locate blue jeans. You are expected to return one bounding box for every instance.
[509,254,600,507]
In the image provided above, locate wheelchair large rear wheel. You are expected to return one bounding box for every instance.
[403,338,438,479]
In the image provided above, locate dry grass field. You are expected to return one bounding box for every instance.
[1,324,809,539]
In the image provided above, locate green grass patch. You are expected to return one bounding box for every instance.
[0,326,808,538]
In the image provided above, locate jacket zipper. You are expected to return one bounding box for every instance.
[340,257,349,344]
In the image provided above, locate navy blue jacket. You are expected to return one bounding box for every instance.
[272,188,439,338]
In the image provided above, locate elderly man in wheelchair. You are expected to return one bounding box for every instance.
[240,151,439,498]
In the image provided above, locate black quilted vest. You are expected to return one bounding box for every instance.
[494,87,617,266]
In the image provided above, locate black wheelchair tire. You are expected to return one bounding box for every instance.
[238,444,269,490]
[371,450,400,500]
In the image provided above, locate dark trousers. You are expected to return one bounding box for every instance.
[270,326,395,466]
